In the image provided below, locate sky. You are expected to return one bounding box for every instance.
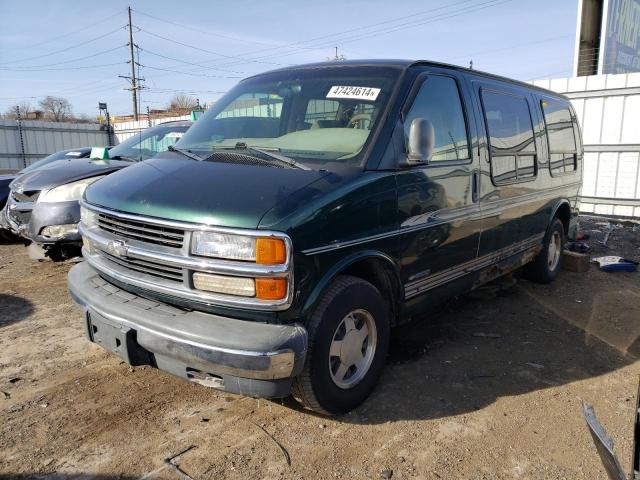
[0,0,579,118]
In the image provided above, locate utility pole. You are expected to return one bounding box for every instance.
[127,6,138,120]
[327,46,346,62]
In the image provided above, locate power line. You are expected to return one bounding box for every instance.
[142,0,512,74]
[0,45,126,70]
[132,9,286,48]
[447,34,571,61]
[0,62,127,72]
[138,46,249,74]
[4,8,125,52]
[0,25,127,65]
[126,0,498,82]
[282,0,513,51]
[136,27,287,66]
[140,64,243,79]
[247,0,480,56]
[145,87,228,94]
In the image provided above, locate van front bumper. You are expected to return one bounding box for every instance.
[68,261,308,398]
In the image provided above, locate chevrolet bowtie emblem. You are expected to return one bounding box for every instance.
[107,239,128,258]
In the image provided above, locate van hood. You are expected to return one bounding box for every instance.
[10,158,131,192]
[84,155,333,229]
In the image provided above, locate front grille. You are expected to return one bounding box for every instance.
[12,190,40,202]
[97,212,184,248]
[101,251,183,282]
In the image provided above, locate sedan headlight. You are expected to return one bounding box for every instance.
[191,231,287,264]
[39,176,105,203]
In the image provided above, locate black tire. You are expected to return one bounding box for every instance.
[523,218,565,284]
[291,275,390,415]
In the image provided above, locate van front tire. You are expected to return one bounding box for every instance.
[292,275,390,415]
[523,218,565,284]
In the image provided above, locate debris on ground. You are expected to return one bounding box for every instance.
[562,250,591,273]
[472,332,502,338]
[592,256,639,272]
[526,362,545,370]
[380,468,393,479]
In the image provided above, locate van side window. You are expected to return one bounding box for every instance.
[481,90,537,183]
[404,76,470,162]
[541,100,577,175]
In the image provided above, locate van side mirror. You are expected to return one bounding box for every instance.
[407,118,435,165]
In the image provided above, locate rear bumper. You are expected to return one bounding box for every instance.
[67,261,308,398]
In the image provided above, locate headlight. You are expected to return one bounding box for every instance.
[191,231,287,264]
[80,205,98,227]
[39,176,104,203]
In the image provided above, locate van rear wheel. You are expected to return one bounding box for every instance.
[292,275,390,415]
[523,218,565,284]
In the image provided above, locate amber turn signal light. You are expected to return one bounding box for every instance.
[255,278,287,300]
[256,238,286,264]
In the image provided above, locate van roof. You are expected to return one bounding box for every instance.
[255,59,567,100]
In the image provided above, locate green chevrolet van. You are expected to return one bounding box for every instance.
[68,60,582,414]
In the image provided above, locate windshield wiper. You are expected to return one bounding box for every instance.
[168,145,204,161]
[212,143,310,170]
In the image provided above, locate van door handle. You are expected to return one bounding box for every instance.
[472,171,479,203]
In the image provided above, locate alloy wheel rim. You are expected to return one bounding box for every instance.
[548,231,562,270]
[328,308,377,389]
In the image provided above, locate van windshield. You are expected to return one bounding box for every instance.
[176,66,401,170]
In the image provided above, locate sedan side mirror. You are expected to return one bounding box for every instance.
[407,118,435,165]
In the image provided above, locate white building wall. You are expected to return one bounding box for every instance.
[112,115,191,143]
[532,72,640,217]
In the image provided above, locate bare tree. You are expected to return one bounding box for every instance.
[167,94,198,114]
[39,96,72,122]
[3,101,33,119]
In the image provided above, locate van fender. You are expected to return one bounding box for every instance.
[301,249,402,318]
[549,198,572,234]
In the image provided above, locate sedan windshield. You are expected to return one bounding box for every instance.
[176,66,400,170]
[109,124,190,162]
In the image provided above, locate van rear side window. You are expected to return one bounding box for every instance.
[541,100,578,175]
[481,90,537,183]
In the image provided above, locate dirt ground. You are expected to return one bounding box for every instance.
[1,217,639,479]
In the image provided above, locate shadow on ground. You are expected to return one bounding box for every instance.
[284,269,639,423]
[0,293,33,327]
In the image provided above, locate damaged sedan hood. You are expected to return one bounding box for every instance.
[10,158,131,192]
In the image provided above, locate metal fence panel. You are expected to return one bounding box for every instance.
[0,119,111,171]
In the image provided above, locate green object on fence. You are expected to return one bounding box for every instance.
[190,109,205,121]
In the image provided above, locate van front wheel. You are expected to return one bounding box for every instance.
[292,275,390,415]
[523,218,565,284]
